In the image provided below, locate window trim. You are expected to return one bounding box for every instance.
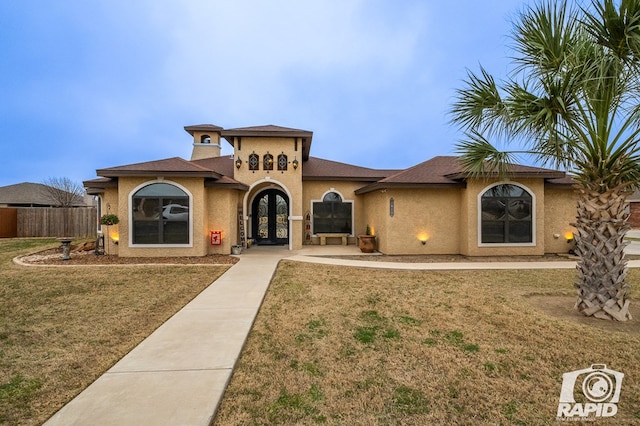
[310,189,354,236]
[129,180,193,248]
[477,182,536,247]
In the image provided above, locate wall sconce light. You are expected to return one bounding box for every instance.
[111,232,119,245]
[564,232,574,244]
[292,158,299,170]
[235,157,242,169]
[417,232,428,245]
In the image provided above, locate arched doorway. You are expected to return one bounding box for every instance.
[251,188,289,245]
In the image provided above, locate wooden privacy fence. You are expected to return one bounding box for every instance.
[13,207,97,238]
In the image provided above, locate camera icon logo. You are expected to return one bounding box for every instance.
[557,364,623,419]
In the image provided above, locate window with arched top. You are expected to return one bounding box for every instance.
[263,153,274,171]
[248,152,259,171]
[312,191,353,234]
[480,183,533,244]
[278,153,288,171]
[131,183,190,245]
[200,135,211,144]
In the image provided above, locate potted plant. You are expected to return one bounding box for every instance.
[99,214,120,255]
[358,225,376,253]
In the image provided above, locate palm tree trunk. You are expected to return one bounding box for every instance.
[573,186,632,321]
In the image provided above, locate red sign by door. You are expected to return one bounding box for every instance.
[210,231,222,245]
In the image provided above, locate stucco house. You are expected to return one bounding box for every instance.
[83,124,577,257]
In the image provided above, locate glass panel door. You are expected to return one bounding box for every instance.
[251,189,289,245]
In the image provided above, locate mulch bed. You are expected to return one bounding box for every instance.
[18,247,239,265]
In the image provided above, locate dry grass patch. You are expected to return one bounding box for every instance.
[215,261,640,425]
[0,238,231,425]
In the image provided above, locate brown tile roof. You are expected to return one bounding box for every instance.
[96,157,222,178]
[221,125,313,160]
[302,157,398,181]
[190,156,235,176]
[91,156,248,191]
[355,156,569,194]
[183,124,223,136]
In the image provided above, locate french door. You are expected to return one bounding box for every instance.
[251,189,289,245]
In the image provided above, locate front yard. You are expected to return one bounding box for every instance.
[215,261,640,425]
[0,239,231,425]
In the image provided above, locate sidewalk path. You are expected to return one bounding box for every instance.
[44,250,284,426]
[43,245,640,425]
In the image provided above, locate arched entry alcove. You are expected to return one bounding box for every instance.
[250,188,289,245]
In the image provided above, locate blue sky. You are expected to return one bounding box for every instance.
[0,1,523,187]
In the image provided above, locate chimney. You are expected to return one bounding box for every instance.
[184,124,223,160]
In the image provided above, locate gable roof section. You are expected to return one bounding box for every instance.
[303,157,399,181]
[355,156,569,194]
[355,156,466,194]
[221,125,313,160]
[90,156,248,191]
[96,157,222,178]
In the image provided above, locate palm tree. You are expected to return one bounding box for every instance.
[450,0,640,321]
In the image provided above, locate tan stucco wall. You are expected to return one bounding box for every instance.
[235,137,304,249]
[544,186,578,253]
[205,188,242,254]
[190,131,221,160]
[100,187,120,255]
[362,188,463,255]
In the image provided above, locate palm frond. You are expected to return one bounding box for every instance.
[449,67,508,134]
[455,131,520,179]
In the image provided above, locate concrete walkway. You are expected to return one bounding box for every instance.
[44,249,286,426]
[43,243,640,425]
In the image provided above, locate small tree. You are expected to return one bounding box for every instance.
[42,177,85,207]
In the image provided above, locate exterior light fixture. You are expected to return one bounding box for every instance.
[417,232,428,245]
[235,157,242,169]
[292,158,299,170]
[564,231,574,243]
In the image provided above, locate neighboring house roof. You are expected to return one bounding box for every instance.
[0,182,88,207]
[221,125,313,160]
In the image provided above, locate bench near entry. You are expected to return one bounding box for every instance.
[317,233,349,246]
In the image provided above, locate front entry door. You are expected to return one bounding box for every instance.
[252,189,289,245]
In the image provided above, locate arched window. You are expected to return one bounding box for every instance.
[263,153,274,171]
[278,153,288,171]
[248,152,259,171]
[131,183,190,244]
[312,191,353,234]
[200,135,211,144]
[480,184,532,244]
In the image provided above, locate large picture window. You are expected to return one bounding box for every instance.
[131,183,190,245]
[313,191,352,234]
[480,184,532,244]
